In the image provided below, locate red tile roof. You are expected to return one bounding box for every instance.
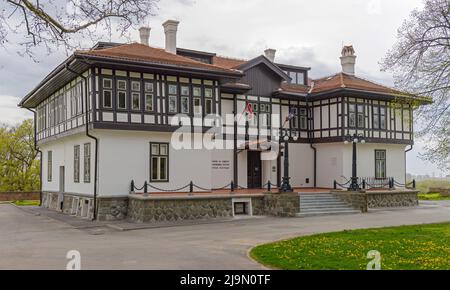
[311,73,401,95]
[279,83,310,94]
[76,43,241,74]
[212,55,247,69]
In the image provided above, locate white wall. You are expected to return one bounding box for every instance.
[95,130,212,196]
[40,133,95,196]
[279,143,315,188]
[316,142,407,188]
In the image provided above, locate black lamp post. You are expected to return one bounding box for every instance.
[279,129,298,192]
[344,133,366,191]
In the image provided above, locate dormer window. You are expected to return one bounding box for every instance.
[285,71,305,85]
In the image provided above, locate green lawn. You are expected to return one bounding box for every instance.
[250,223,450,270]
[12,200,40,206]
[418,193,450,200]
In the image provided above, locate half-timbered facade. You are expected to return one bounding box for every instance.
[19,20,430,219]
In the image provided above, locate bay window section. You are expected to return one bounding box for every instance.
[117,80,127,110]
[150,143,169,182]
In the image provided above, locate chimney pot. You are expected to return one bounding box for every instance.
[139,27,151,46]
[162,20,180,54]
[340,45,356,75]
[264,48,276,62]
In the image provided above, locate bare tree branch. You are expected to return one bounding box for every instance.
[381,0,450,171]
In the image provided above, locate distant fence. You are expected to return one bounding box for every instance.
[0,192,40,202]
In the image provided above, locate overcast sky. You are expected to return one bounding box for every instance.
[0,0,445,176]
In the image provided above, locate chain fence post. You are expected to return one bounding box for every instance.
[189,181,193,193]
[130,180,135,194]
[333,180,337,190]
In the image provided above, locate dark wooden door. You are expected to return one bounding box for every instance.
[247,151,262,189]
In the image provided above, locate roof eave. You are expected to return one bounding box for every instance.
[311,88,432,104]
[75,53,244,78]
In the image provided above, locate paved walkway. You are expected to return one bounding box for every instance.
[0,201,449,269]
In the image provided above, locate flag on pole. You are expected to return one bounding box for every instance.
[244,101,254,120]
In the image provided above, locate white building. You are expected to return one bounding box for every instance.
[19,20,430,220]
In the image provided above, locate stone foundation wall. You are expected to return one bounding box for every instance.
[251,196,265,216]
[332,191,368,213]
[263,192,300,217]
[128,196,233,223]
[41,192,60,210]
[41,192,95,219]
[97,197,128,221]
[367,191,419,208]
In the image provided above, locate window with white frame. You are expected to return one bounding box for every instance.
[180,85,190,114]
[375,150,386,179]
[83,143,91,183]
[168,84,178,113]
[47,151,52,182]
[357,104,365,128]
[373,105,386,130]
[150,143,169,182]
[193,87,202,115]
[74,145,80,183]
[299,108,307,130]
[349,103,356,127]
[131,81,140,111]
[117,80,127,109]
[259,103,270,127]
[102,78,112,108]
[205,88,213,115]
[144,82,154,112]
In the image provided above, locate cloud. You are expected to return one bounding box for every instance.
[0,95,32,125]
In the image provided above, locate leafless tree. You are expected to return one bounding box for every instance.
[381,0,450,171]
[1,0,158,58]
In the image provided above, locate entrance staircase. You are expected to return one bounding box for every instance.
[297,193,360,217]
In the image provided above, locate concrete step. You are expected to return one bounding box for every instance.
[298,193,360,217]
[300,206,356,212]
[300,204,351,210]
[296,210,361,218]
[301,200,346,204]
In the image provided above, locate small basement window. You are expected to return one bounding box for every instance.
[232,198,252,217]
[234,202,248,215]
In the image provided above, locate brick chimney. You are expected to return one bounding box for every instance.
[162,20,179,54]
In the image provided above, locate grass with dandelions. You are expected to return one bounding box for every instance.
[250,223,450,270]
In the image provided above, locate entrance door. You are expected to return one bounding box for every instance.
[57,166,65,211]
[247,151,262,189]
